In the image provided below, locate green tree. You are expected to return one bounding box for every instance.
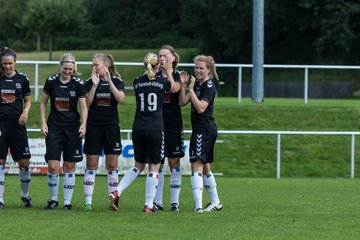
[22,0,88,60]
[0,0,29,48]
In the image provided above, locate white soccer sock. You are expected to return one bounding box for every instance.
[63,172,75,205]
[117,167,140,196]
[153,168,164,206]
[203,171,220,204]
[84,169,96,205]
[19,167,31,198]
[47,172,59,201]
[145,172,158,209]
[107,168,119,193]
[170,166,182,205]
[191,172,203,210]
[0,165,5,203]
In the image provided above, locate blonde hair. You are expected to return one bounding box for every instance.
[59,53,80,75]
[160,44,179,69]
[92,53,121,78]
[194,55,224,85]
[144,52,159,80]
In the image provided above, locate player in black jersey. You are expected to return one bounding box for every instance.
[83,53,125,211]
[40,53,88,210]
[108,52,176,214]
[153,45,184,212]
[179,55,223,213]
[0,47,33,208]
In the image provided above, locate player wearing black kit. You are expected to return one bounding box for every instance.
[154,45,184,212]
[41,53,87,210]
[108,52,175,214]
[179,55,223,213]
[83,53,125,211]
[0,47,33,208]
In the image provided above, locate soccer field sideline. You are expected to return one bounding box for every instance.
[0,176,359,239]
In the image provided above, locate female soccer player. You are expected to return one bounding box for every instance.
[154,45,184,212]
[83,53,125,211]
[179,55,223,212]
[108,52,176,214]
[0,47,33,208]
[41,53,88,210]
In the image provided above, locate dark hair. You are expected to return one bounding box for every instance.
[0,46,17,60]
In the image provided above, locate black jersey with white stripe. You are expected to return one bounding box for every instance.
[132,75,171,131]
[191,79,217,130]
[85,76,124,125]
[43,74,85,129]
[0,70,31,120]
[158,70,183,128]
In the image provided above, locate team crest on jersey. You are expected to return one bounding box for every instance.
[70,91,76,97]
[16,83,22,89]
[207,81,213,88]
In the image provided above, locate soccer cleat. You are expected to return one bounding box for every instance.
[203,202,223,212]
[143,206,157,214]
[153,202,164,211]
[84,204,92,211]
[170,203,179,212]
[44,200,59,210]
[194,207,203,213]
[21,196,34,208]
[0,202,4,208]
[63,204,72,210]
[108,191,119,211]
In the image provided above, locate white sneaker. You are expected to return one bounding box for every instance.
[203,202,223,212]
[194,207,203,213]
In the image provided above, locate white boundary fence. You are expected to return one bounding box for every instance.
[25,129,360,179]
[16,60,360,103]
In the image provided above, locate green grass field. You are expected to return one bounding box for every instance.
[5,50,360,239]
[1,176,360,239]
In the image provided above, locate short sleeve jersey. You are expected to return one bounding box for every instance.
[191,79,217,130]
[0,70,31,120]
[85,76,124,125]
[43,74,85,129]
[158,70,183,129]
[132,75,171,131]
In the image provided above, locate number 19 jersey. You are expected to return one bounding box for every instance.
[132,75,171,131]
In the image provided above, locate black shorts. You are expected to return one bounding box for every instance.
[0,120,31,161]
[45,128,83,162]
[132,130,164,164]
[84,124,122,155]
[164,128,185,159]
[189,128,217,163]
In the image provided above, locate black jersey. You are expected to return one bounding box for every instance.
[132,75,171,131]
[191,79,217,130]
[85,76,124,125]
[157,70,183,128]
[43,74,85,129]
[0,70,31,120]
